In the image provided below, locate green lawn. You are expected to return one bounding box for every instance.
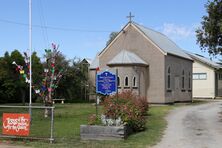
[0,103,174,148]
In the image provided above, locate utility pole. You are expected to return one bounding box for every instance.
[29,0,32,117]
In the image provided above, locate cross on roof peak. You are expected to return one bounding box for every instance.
[126,12,135,22]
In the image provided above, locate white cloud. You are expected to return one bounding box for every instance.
[160,23,197,40]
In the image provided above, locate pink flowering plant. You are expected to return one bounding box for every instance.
[102,91,149,131]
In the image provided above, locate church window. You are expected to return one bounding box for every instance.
[188,72,191,89]
[132,76,137,87]
[167,67,171,89]
[117,76,120,87]
[125,76,129,87]
[182,70,185,89]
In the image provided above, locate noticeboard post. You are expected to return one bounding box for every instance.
[96,71,117,95]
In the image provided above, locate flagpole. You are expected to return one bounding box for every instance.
[29,0,32,117]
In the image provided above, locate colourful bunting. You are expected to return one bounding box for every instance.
[35,89,40,94]
[13,43,65,107]
[52,43,56,49]
[41,86,47,91]
[12,61,17,65]
[44,69,49,73]
[48,88,52,92]
[20,70,24,74]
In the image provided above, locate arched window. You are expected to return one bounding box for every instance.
[188,72,191,89]
[125,76,129,87]
[182,70,185,89]
[117,76,120,87]
[167,67,171,89]
[132,76,137,87]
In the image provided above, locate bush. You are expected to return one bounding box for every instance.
[102,91,149,131]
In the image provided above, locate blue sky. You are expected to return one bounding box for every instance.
[0,0,213,61]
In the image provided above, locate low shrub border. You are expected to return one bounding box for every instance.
[80,91,149,140]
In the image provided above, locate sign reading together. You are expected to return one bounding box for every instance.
[2,113,30,136]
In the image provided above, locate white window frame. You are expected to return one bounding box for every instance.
[193,73,207,80]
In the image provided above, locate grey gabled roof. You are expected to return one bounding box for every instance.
[81,58,92,65]
[132,22,193,61]
[107,50,148,66]
[186,51,222,69]
[84,58,92,64]
[89,53,99,69]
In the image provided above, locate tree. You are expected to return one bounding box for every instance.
[0,50,29,103]
[196,0,222,55]
[11,50,27,104]
[35,44,67,117]
[31,52,44,102]
[106,32,118,46]
[57,57,88,102]
[11,50,43,104]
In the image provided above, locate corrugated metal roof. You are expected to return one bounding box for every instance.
[89,53,99,69]
[133,22,192,60]
[107,50,148,66]
[81,58,92,64]
[186,51,222,69]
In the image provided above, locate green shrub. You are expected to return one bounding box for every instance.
[102,91,149,131]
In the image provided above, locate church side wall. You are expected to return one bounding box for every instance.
[99,25,165,103]
[165,55,193,103]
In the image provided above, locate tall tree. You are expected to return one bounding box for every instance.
[57,57,87,102]
[196,0,222,55]
[0,50,28,103]
[11,50,27,104]
[31,52,44,102]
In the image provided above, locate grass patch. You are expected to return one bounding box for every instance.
[0,103,173,148]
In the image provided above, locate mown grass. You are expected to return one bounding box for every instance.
[0,103,174,148]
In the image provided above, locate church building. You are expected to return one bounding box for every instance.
[89,21,193,103]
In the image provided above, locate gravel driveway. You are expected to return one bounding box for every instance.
[152,101,222,148]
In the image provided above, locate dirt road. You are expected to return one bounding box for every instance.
[152,101,222,148]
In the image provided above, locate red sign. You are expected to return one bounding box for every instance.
[2,113,30,136]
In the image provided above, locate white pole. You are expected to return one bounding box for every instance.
[29,0,32,117]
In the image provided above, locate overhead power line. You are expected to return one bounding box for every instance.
[0,18,112,33]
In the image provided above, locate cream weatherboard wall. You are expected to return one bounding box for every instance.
[192,61,215,98]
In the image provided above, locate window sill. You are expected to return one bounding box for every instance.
[124,87,130,89]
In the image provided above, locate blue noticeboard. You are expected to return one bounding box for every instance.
[96,71,117,95]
